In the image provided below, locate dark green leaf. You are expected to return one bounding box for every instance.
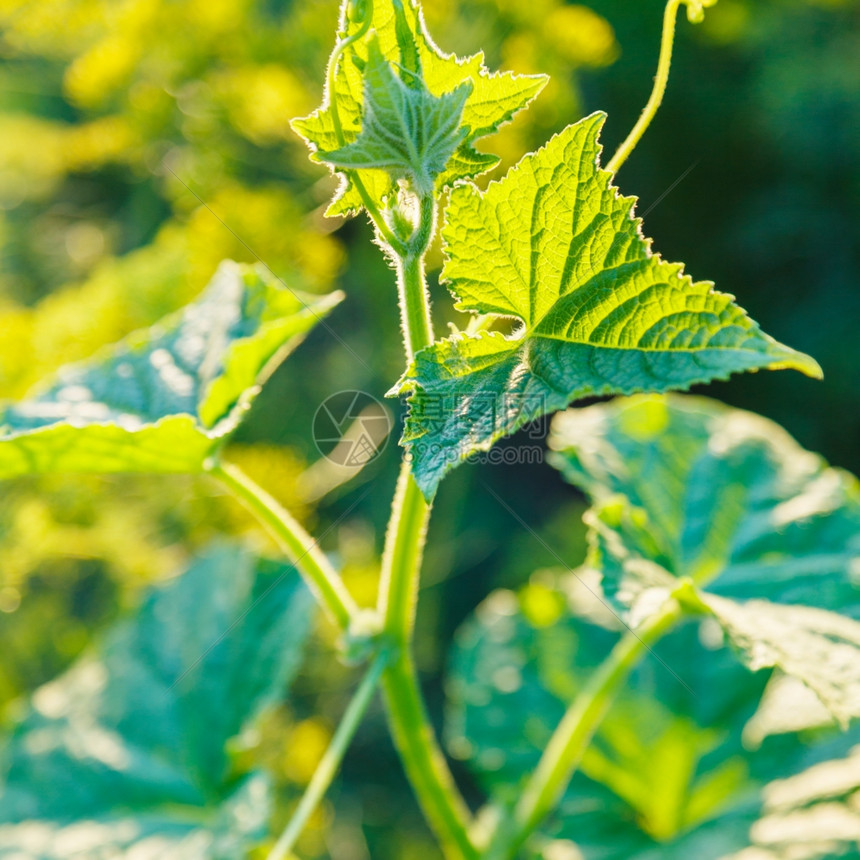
[446,576,768,859]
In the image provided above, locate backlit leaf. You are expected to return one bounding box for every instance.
[705,597,860,730]
[291,0,547,216]
[0,261,342,479]
[446,577,769,859]
[725,744,860,860]
[399,115,820,499]
[314,36,472,195]
[551,394,860,726]
[448,572,860,859]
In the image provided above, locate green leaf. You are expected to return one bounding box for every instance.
[0,544,315,858]
[704,596,860,730]
[446,578,769,859]
[291,0,547,216]
[447,574,860,859]
[0,261,342,478]
[315,36,471,196]
[724,744,860,860]
[551,394,860,618]
[744,673,837,746]
[397,114,820,499]
[551,394,860,726]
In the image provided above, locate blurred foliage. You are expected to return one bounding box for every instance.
[0,545,314,858]
[0,0,858,857]
[449,568,860,859]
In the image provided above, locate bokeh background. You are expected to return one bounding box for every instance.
[0,0,858,856]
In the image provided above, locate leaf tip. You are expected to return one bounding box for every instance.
[771,348,824,380]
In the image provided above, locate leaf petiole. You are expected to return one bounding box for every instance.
[267,648,390,860]
[207,459,358,631]
[484,599,684,859]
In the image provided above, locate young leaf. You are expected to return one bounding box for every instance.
[397,114,820,499]
[0,261,342,478]
[291,0,547,216]
[315,36,472,195]
[0,544,314,858]
[551,394,860,726]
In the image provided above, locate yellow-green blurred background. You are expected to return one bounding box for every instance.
[0,0,858,856]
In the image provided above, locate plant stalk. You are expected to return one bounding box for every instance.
[376,415,477,859]
[207,460,357,631]
[383,647,479,860]
[267,649,389,860]
[486,600,684,859]
[375,191,477,858]
[606,0,683,175]
[378,462,430,642]
[376,463,477,860]
[396,248,434,362]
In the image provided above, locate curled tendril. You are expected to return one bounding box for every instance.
[682,0,718,24]
[324,0,409,253]
[329,0,374,146]
[347,0,370,25]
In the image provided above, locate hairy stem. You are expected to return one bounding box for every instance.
[606,0,683,175]
[393,193,435,360]
[396,250,434,362]
[379,463,430,642]
[267,649,389,860]
[486,601,684,859]
[377,406,476,860]
[207,460,357,631]
[376,191,477,857]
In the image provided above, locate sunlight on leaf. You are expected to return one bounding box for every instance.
[551,394,860,727]
[399,116,820,499]
[446,574,767,859]
[292,0,547,216]
[0,261,342,479]
[314,36,472,195]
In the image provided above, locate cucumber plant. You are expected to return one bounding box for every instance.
[1,0,859,858]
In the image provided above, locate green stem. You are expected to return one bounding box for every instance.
[396,251,434,363]
[606,0,683,175]
[267,649,389,860]
[207,460,357,631]
[379,462,430,642]
[375,189,475,857]
[377,463,477,860]
[486,601,684,860]
[382,649,479,860]
[395,196,435,361]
